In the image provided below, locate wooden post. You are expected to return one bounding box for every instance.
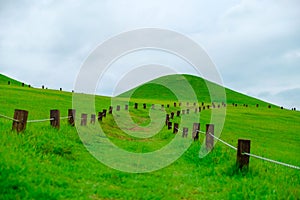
[182,127,188,138]
[167,121,172,130]
[68,109,75,126]
[12,109,28,133]
[50,110,60,129]
[192,123,200,141]
[143,103,146,109]
[134,103,138,109]
[125,105,128,110]
[81,114,87,126]
[116,105,120,111]
[90,114,96,124]
[236,139,251,170]
[98,112,103,121]
[206,124,214,151]
[102,109,107,117]
[176,110,180,117]
[173,123,178,134]
[165,114,170,126]
[109,106,113,114]
[174,102,177,107]
[170,112,174,119]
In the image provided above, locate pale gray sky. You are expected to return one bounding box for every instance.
[0,0,299,108]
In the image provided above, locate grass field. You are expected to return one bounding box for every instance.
[0,74,299,199]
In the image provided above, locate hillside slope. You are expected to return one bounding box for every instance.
[120,74,273,107]
[0,73,299,199]
[0,73,28,87]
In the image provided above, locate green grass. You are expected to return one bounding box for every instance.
[0,74,299,199]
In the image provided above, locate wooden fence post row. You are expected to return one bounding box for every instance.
[50,110,60,129]
[206,124,214,151]
[68,109,76,126]
[236,139,251,170]
[12,109,28,133]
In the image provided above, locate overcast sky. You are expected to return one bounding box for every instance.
[0,0,299,109]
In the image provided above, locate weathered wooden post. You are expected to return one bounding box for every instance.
[12,109,28,133]
[90,114,96,124]
[116,105,120,111]
[192,123,200,141]
[125,105,128,110]
[206,124,214,151]
[143,103,146,109]
[81,114,87,126]
[176,110,180,117]
[167,121,172,130]
[134,103,138,109]
[68,109,75,126]
[170,112,174,119]
[102,109,107,117]
[236,139,251,170]
[109,106,113,114]
[182,127,188,138]
[50,110,60,129]
[98,112,103,121]
[165,114,170,126]
[173,123,178,134]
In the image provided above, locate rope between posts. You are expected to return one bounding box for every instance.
[175,127,183,132]
[242,152,300,170]
[207,133,237,150]
[27,118,54,123]
[0,114,19,122]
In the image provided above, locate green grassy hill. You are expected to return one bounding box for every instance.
[0,73,28,87]
[0,74,299,199]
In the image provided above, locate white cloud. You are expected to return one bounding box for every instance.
[0,0,299,108]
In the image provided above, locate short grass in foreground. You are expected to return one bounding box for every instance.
[0,74,299,199]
